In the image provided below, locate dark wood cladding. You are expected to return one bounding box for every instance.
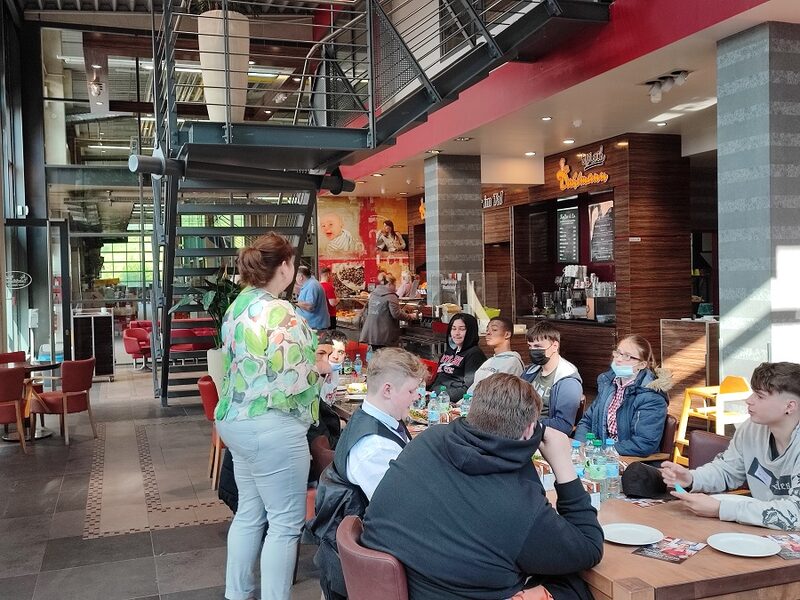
[483,243,513,318]
[407,193,425,272]
[483,207,511,244]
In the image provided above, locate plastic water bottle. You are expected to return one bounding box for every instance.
[604,439,621,499]
[437,386,451,423]
[353,354,363,378]
[571,440,585,478]
[366,347,374,365]
[416,385,427,410]
[427,392,440,427]
[588,439,607,503]
[459,393,472,418]
[342,355,353,376]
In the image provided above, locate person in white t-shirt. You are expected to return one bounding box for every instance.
[467,317,524,395]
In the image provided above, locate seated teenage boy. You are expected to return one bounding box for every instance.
[521,321,583,434]
[661,361,800,531]
[306,347,428,600]
[466,317,524,395]
[362,373,603,600]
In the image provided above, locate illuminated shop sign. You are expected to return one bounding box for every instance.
[556,146,610,191]
[482,190,504,208]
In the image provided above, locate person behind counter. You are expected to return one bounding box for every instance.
[319,267,339,329]
[661,362,800,531]
[359,272,417,350]
[466,317,524,395]
[521,321,584,435]
[575,335,672,457]
[429,313,486,403]
[296,265,330,330]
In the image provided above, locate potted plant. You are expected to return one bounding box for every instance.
[170,265,242,394]
[192,0,251,122]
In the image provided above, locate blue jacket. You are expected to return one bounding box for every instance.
[521,356,583,435]
[574,369,670,457]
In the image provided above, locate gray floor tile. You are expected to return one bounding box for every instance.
[154,546,226,595]
[151,522,229,556]
[2,492,58,519]
[0,574,37,600]
[11,476,63,497]
[0,539,46,579]
[48,510,86,539]
[55,474,89,513]
[40,531,153,571]
[32,557,158,600]
[160,586,225,600]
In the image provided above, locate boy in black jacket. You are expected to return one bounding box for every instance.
[363,373,603,600]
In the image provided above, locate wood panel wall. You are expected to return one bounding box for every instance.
[484,243,513,318]
[660,319,720,417]
[407,193,425,273]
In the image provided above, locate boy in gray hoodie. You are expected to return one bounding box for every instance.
[661,362,800,531]
[466,317,524,395]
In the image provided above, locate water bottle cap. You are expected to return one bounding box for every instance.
[586,433,595,440]
[605,438,614,445]
[439,386,446,391]
[571,440,581,448]
[592,439,602,447]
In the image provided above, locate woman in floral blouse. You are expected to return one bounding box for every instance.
[215,233,320,600]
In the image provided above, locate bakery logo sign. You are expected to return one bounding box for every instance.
[482,190,504,209]
[5,271,32,290]
[556,150,610,191]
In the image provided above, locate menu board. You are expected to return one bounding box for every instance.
[528,212,549,263]
[589,200,614,262]
[557,207,579,263]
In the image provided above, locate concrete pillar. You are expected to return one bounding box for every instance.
[423,154,483,306]
[717,22,800,377]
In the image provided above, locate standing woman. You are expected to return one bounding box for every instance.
[359,272,416,350]
[376,219,406,252]
[215,232,321,600]
[575,334,672,457]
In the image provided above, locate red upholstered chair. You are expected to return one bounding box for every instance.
[305,435,336,520]
[123,328,151,370]
[0,351,45,427]
[171,329,196,352]
[199,375,224,490]
[337,516,408,600]
[129,320,153,333]
[30,358,96,446]
[0,367,29,453]
[191,327,217,351]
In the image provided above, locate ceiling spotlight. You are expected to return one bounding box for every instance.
[390,164,405,168]
[264,110,272,114]
[541,116,552,121]
[372,173,384,177]
[91,63,102,69]
[454,136,472,142]
[524,151,536,157]
[563,139,575,145]
[355,180,366,184]
[617,141,629,148]
[659,76,674,93]
[656,122,667,127]
[292,77,302,82]
[426,149,442,154]
[399,192,408,196]
[672,70,689,86]
[95,101,103,106]
[648,81,662,104]
[248,60,255,65]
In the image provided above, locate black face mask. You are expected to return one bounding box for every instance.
[529,349,549,366]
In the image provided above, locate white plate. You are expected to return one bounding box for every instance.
[346,393,366,401]
[711,494,751,503]
[603,523,664,546]
[707,533,780,557]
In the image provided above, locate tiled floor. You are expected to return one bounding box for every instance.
[0,369,322,600]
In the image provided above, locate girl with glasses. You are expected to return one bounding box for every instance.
[574,335,673,457]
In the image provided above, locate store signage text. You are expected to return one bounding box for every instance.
[5,271,32,290]
[556,156,610,191]
[580,145,606,171]
[482,190,504,208]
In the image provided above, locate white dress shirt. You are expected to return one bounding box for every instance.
[346,400,406,500]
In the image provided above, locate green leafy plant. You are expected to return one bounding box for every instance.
[169,265,242,348]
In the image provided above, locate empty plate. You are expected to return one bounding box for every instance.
[707,533,781,557]
[711,494,752,503]
[603,523,664,546]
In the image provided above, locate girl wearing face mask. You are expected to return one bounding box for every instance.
[428,313,486,403]
[574,335,673,457]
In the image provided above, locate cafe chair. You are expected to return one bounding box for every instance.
[337,515,408,600]
[0,367,29,453]
[29,358,96,446]
[0,351,46,430]
[122,327,151,370]
[198,375,224,490]
[306,435,336,520]
[688,430,731,469]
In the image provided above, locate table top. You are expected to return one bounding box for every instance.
[585,497,799,599]
[0,361,61,372]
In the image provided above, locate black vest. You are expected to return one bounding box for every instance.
[333,406,409,482]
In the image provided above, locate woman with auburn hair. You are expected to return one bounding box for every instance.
[215,232,321,600]
[575,335,673,457]
[376,219,406,252]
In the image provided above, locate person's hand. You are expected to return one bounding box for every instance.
[660,461,693,488]
[537,427,575,483]
[671,492,720,518]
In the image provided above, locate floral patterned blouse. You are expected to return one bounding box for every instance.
[214,286,320,425]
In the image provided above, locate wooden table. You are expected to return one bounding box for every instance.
[584,497,800,600]
[0,361,60,441]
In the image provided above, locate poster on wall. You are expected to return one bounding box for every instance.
[588,200,614,262]
[557,207,579,263]
[317,197,367,258]
[372,198,409,253]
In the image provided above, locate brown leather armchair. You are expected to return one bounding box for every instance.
[337,515,408,600]
[688,430,731,469]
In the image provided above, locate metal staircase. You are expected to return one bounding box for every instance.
[131,0,611,405]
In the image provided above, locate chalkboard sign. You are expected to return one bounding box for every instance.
[557,207,579,263]
[528,212,549,263]
[589,200,614,262]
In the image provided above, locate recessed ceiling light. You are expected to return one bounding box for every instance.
[292,77,301,82]
[390,164,405,168]
[399,192,408,196]
[355,180,366,184]
[524,151,536,157]
[617,141,629,148]
[91,63,102,69]
[425,149,442,154]
[418,186,425,190]
[95,101,103,106]
[372,173,384,177]
[248,60,255,65]
[656,122,667,127]
[563,139,575,145]
[541,116,552,121]
[264,110,272,114]
[454,137,472,142]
